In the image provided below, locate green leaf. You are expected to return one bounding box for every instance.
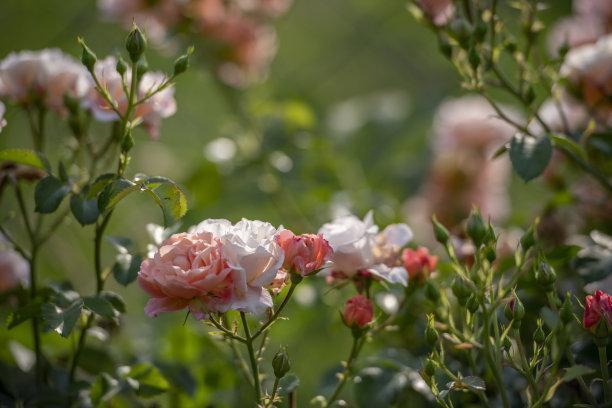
[100,291,126,314]
[34,176,71,213]
[87,173,116,199]
[41,299,83,337]
[83,295,116,318]
[550,134,587,161]
[90,373,120,406]
[70,193,99,226]
[145,177,188,227]
[279,373,300,396]
[112,253,142,286]
[0,148,49,171]
[124,363,170,398]
[97,178,139,213]
[562,365,595,382]
[6,301,42,329]
[509,134,553,181]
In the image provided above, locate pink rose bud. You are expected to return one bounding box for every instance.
[583,290,612,330]
[275,229,333,276]
[342,295,373,329]
[402,247,437,282]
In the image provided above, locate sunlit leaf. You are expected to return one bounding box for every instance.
[0,148,49,171]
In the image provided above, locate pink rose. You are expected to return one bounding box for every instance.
[268,269,288,295]
[401,247,437,282]
[342,295,373,329]
[416,0,455,26]
[83,56,177,139]
[275,229,333,276]
[138,231,234,318]
[583,290,612,330]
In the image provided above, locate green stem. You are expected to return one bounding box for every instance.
[599,345,610,404]
[327,335,365,406]
[266,377,280,408]
[240,312,262,403]
[252,278,299,339]
[482,307,510,408]
[514,328,539,401]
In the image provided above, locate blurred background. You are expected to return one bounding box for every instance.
[0,0,594,406]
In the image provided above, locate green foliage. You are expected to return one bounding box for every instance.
[0,148,49,171]
[509,134,553,182]
[34,175,70,213]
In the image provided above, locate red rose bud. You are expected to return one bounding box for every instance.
[402,247,437,282]
[276,230,333,276]
[343,295,373,329]
[583,290,612,331]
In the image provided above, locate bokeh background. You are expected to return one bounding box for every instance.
[0,0,581,406]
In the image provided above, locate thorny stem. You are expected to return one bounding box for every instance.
[241,311,262,403]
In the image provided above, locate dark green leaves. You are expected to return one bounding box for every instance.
[562,365,595,382]
[0,148,49,171]
[83,295,116,319]
[125,363,170,397]
[6,301,43,329]
[112,253,142,286]
[70,193,99,225]
[509,133,552,181]
[97,178,139,213]
[41,299,83,337]
[90,363,170,406]
[34,176,71,213]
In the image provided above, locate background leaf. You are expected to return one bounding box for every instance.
[509,134,553,181]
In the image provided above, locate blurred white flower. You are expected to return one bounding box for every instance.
[205,137,237,163]
[0,101,6,132]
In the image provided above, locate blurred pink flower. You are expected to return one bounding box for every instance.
[83,56,176,138]
[138,231,234,318]
[583,290,612,330]
[342,294,373,329]
[574,0,612,30]
[547,16,606,56]
[402,247,437,282]
[268,269,288,295]
[0,49,90,115]
[275,229,333,276]
[560,35,612,126]
[416,0,455,26]
[530,96,589,136]
[0,242,29,293]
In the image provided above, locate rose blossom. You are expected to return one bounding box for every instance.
[0,236,29,292]
[191,218,284,314]
[583,290,612,330]
[275,229,333,276]
[560,35,612,126]
[547,16,605,56]
[342,294,373,329]
[574,0,612,30]
[0,49,91,115]
[138,231,234,318]
[402,247,437,282]
[319,211,412,286]
[82,56,177,139]
[416,0,455,26]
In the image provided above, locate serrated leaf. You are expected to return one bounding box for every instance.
[97,178,139,213]
[34,176,71,213]
[509,134,552,181]
[144,177,187,227]
[0,148,49,171]
[562,365,595,382]
[41,299,83,337]
[70,193,99,226]
[83,295,115,318]
[112,253,142,286]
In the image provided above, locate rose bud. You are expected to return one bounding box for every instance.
[342,295,373,329]
[126,25,147,63]
[402,247,437,283]
[272,348,291,378]
[583,290,612,333]
[275,229,333,277]
[560,292,574,325]
[504,295,525,328]
[431,215,450,245]
[466,208,487,247]
[425,314,439,346]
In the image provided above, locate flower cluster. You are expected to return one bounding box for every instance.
[98,0,292,87]
[318,211,413,287]
[0,49,177,139]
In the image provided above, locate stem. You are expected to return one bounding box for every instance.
[514,328,539,401]
[327,335,365,406]
[266,377,280,408]
[240,312,262,403]
[599,345,610,404]
[252,279,299,339]
[481,307,510,408]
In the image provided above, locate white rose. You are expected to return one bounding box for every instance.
[319,211,412,286]
[192,218,284,314]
